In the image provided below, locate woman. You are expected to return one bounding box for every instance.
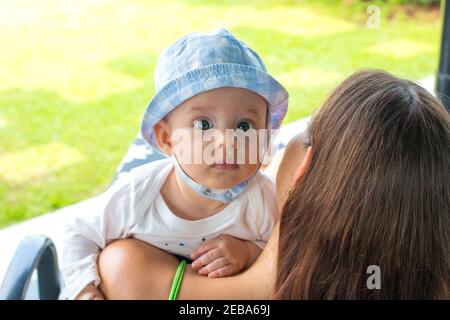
[97,70,450,299]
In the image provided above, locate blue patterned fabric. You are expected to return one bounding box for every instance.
[140,28,289,152]
[113,133,166,182]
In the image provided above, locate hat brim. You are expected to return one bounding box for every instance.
[141,63,288,151]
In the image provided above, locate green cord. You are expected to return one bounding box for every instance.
[168,259,187,300]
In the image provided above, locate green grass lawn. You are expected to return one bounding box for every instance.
[0,0,441,228]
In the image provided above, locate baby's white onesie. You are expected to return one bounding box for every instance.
[61,158,278,299]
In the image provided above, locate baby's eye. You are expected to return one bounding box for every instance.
[236,121,252,132]
[193,119,214,130]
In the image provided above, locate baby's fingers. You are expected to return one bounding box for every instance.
[191,239,219,260]
[198,257,229,276]
[208,264,235,278]
[191,248,223,270]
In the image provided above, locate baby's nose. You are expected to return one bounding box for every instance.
[215,129,236,149]
[214,129,237,162]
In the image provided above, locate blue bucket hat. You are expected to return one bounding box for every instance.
[140,28,289,151]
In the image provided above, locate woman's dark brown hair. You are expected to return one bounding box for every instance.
[275,70,450,299]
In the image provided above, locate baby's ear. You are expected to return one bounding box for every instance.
[153,119,172,156]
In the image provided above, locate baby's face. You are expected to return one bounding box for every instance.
[165,87,268,189]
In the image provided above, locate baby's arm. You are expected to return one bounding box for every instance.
[190,235,262,278]
[61,182,134,299]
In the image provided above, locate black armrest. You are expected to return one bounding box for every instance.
[437,0,450,112]
[0,235,61,300]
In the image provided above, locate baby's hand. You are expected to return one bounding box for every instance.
[190,235,261,278]
[75,283,105,300]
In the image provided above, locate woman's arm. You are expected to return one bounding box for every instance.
[98,224,279,300]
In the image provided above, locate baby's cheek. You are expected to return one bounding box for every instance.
[241,138,268,164]
[171,128,197,162]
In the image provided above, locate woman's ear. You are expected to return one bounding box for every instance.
[153,119,172,156]
[291,146,313,187]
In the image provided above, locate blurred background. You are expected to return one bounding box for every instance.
[0,0,443,228]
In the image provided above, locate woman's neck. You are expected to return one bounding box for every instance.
[160,169,228,220]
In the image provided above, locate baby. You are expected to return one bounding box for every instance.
[61,29,288,300]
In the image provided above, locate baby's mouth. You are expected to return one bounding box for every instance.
[212,163,239,171]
